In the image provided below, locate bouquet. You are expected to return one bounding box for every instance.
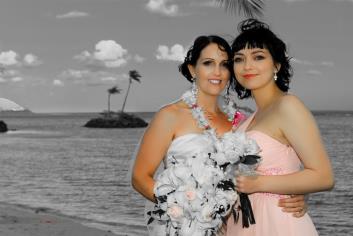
[147,131,261,236]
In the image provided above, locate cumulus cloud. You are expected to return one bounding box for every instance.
[74,40,129,68]
[0,77,6,83]
[146,0,179,16]
[56,11,89,19]
[53,79,64,86]
[0,50,19,66]
[0,51,42,68]
[156,44,186,61]
[23,54,42,67]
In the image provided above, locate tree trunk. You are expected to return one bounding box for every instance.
[107,93,111,117]
[121,78,131,113]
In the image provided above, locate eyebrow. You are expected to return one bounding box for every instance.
[200,58,228,62]
[234,50,266,56]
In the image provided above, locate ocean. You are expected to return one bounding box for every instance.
[0,111,352,235]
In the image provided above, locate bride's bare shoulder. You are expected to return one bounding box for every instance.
[152,101,190,126]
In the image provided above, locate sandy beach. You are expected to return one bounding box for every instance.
[0,203,118,236]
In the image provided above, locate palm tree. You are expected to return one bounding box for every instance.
[121,70,141,113]
[216,0,264,18]
[107,86,121,117]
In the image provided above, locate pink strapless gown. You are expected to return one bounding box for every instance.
[226,113,318,236]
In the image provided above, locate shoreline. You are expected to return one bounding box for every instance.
[0,202,118,236]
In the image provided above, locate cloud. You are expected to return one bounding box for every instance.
[306,70,322,76]
[291,58,314,66]
[58,69,126,86]
[134,54,145,63]
[0,50,19,66]
[190,0,218,7]
[146,0,180,16]
[53,79,64,86]
[292,58,335,67]
[321,61,334,67]
[74,40,129,68]
[23,54,42,67]
[0,51,42,68]
[11,76,24,82]
[56,11,89,19]
[2,69,20,77]
[156,44,186,62]
[0,69,22,83]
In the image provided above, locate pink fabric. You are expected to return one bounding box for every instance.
[226,113,318,236]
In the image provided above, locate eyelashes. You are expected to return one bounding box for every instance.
[233,55,266,63]
[202,60,230,68]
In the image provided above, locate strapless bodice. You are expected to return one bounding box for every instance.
[164,133,215,167]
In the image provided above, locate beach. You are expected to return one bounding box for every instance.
[0,203,117,236]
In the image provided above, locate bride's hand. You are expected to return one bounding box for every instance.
[278,194,307,218]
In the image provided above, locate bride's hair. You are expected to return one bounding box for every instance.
[179,35,233,83]
[231,19,293,99]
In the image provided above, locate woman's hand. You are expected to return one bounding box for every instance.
[278,195,307,218]
[235,175,261,194]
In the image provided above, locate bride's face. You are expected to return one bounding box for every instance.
[188,43,230,97]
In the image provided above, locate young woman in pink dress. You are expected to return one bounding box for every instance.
[226,19,335,236]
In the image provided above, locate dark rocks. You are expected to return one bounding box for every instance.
[84,112,148,128]
[0,120,8,132]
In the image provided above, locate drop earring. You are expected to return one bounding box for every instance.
[274,72,278,81]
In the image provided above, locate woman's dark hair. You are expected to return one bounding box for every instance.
[179,35,233,85]
[231,19,293,99]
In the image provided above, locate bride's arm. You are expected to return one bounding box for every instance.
[236,95,334,195]
[131,106,177,202]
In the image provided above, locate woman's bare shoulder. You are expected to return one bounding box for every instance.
[152,101,189,126]
[277,94,308,115]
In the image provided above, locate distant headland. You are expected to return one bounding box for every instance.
[0,98,32,113]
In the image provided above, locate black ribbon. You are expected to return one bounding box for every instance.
[233,154,260,228]
[238,192,256,228]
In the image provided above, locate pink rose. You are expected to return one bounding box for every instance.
[167,205,183,220]
[185,190,196,201]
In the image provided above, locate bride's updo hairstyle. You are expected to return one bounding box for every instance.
[179,35,233,84]
[231,19,293,99]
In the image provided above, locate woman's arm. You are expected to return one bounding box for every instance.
[278,195,307,217]
[131,106,177,202]
[236,95,334,195]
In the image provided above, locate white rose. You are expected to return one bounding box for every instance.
[210,152,228,165]
[245,138,260,155]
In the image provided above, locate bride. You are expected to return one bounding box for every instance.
[131,35,306,235]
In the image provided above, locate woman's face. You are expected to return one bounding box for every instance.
[233,46,279,91]
[188,43,230,97]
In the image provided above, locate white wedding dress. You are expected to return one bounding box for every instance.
[145,133,216,235]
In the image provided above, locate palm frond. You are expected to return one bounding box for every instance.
[216,0,264,18]
[108,86,121,94]
[129,70,141,83]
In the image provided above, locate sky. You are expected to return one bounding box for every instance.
[0,0,352,112]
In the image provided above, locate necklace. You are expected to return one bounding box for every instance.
[181,89,244,140]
